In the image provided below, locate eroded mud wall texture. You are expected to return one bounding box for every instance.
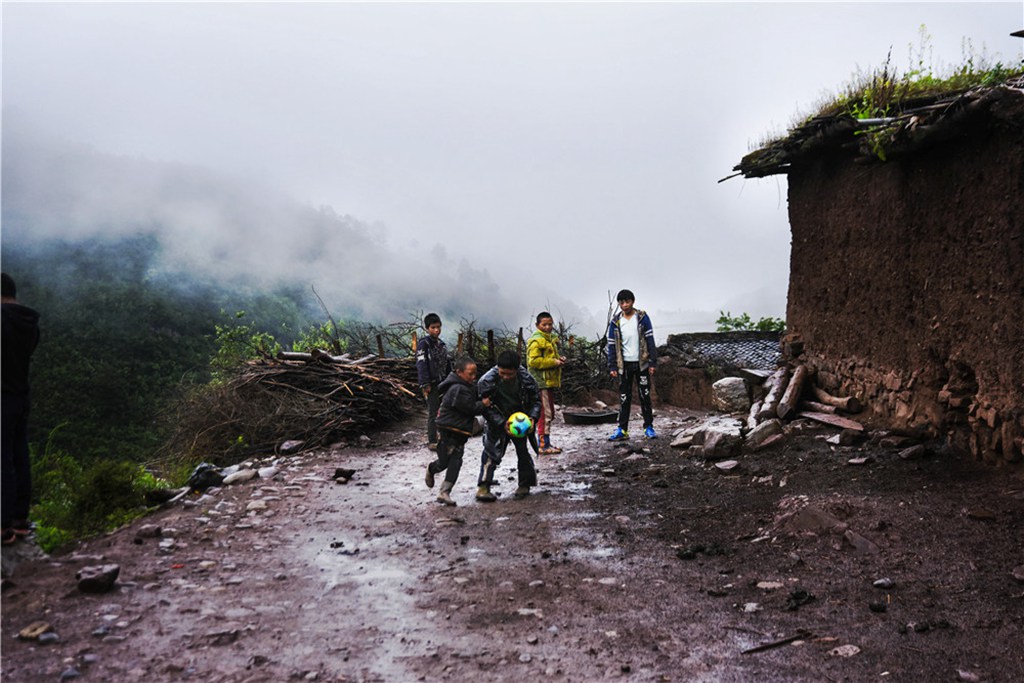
[785,101,1023,465]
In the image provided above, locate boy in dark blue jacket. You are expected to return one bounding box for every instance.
[415,313,452,450]
[426,357,491,506]
[606,289,658,441]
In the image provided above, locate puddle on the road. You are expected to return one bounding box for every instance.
[311,541,413,595]
[548,480,594,500]
[539,509,601,522]
[563,544,618,560]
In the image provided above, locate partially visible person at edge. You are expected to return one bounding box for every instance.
[415,313,452,451]
[425,357,492,506]
[2,272,40,546]
[606,289,657,441]
[476,350,541,503]
[527,311,566,455]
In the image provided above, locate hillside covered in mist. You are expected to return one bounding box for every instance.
[2,126,593,330]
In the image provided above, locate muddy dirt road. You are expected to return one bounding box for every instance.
[3,407,1023,682]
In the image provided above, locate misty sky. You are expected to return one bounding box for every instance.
[2,2,1021,339]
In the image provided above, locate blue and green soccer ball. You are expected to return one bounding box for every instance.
[506,412,533,439]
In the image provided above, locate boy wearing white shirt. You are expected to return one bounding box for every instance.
[606,289,658,440]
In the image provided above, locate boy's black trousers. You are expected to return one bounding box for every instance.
[425,382,441,444]
[479,428,537,488]
[617,361,653,431]
[429,430,468,485]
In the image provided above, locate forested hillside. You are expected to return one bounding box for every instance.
[5,235,316,462]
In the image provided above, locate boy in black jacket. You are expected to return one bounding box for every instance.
[416,313,452,450]
[426,357,491,506]
[476,350,541,502]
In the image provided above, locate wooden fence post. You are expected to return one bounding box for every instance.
[376,334,385,358]
[487,330,495,365]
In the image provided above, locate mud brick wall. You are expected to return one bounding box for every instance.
[785,100,1023,465]
[653,359,718,410]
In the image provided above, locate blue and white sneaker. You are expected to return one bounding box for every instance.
[608,427,629,442]
[644,426,657,439]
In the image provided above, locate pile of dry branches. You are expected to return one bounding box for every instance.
[168,355,418,462]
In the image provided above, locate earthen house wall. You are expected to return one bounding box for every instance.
[785,102,1023,465]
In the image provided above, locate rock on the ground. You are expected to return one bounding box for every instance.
[76,564,121,593]
[673,415,745,458]
[134,525,162,540]
[670,432,694,448]
[844,529,880,554]
[746,419,783,450]
[223,469,258,485]
[712,377,750,413]
[899,444,927,460]
[38,632,60,645]
[279,440,305,454]
[703,431,741,460]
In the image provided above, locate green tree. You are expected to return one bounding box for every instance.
[716,311,786,333]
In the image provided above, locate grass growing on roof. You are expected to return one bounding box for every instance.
[769,26,1023,147]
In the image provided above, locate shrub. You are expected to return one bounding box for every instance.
[30,426,168,553]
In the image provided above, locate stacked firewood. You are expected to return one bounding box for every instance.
[169,352,418,461]
[748,364,864,432]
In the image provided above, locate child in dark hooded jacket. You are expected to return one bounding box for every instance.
[425,357,490,506]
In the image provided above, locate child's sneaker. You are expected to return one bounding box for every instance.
[644,426,657,439]
[608,428,629,441]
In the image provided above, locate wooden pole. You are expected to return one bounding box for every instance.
[376,334,385,358]
[516,327,524,358]
[758,366,790,421]
[747,399,763,430]
[411,332,418,355]
[799,400,837,414]
[457,332,464,357]
[811,385,862,413]
[487,330,495,365]
[778,364,809,420]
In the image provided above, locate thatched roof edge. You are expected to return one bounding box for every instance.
[725,74,1024,182]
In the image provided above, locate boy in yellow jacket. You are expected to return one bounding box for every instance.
[527,312,566,455]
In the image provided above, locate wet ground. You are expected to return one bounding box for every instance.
[2,406,1023,682]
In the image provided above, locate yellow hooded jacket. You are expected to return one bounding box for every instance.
[527,329,562,389]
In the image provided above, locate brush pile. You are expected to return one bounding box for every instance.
[558,335,611,402]
[169,353,418,462]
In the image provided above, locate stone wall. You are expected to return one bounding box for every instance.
[785,94,1024,465]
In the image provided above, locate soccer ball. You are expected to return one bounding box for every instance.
[506,412,533,439]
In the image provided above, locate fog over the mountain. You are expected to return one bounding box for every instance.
[2,124,590,330]
[2,2,1020,339]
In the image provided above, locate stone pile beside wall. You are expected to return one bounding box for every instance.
[801,349,1021,465]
